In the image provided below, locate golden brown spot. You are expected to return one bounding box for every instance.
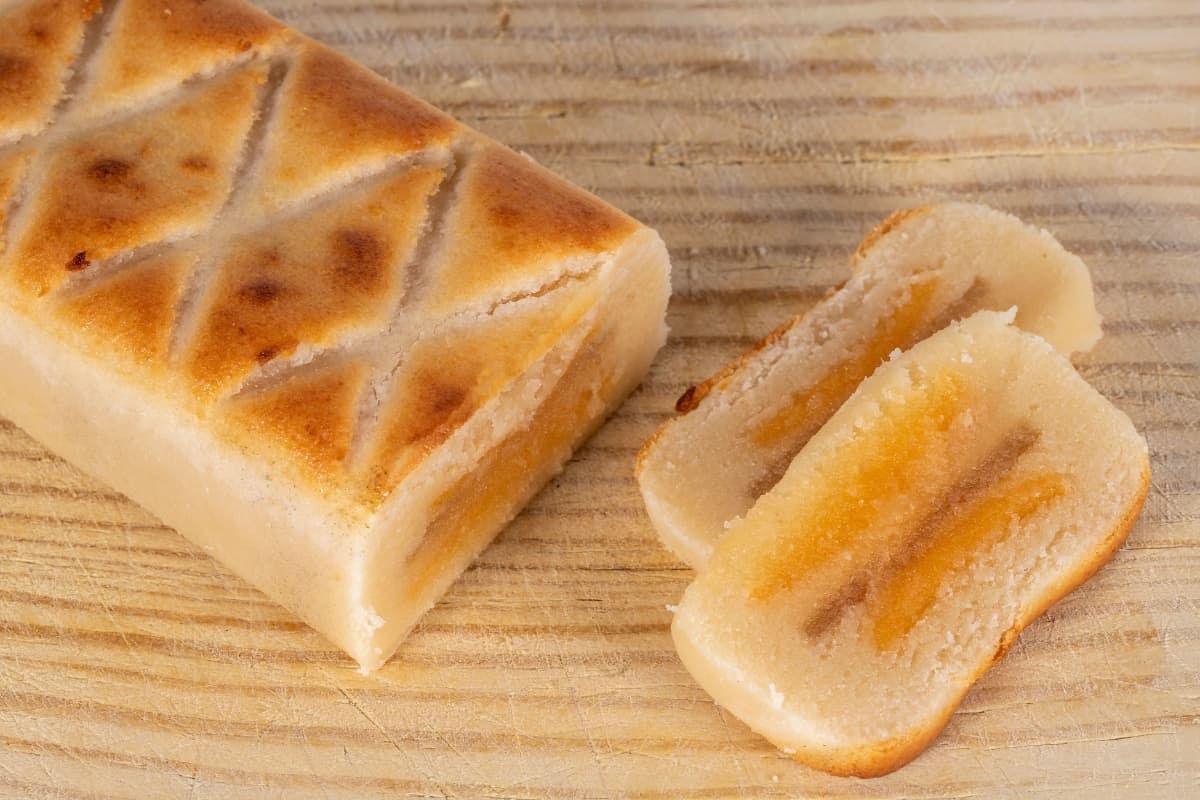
[223,361,368,489]
[75,0,284,119]
[65,251,90,271]
[247,45,459,212]
[0,0,99,132]
[52,251,193,368]
[296,48,457,150]
[2,65,262,301]
[331,228,386,289]
[180,155,212,173]
[425,145,636,311]
[872,471,1066,650]
[240,279,283,303]
[88,158,133,182]
[183,166,443,400]
[476,146,634,257]
[675,384,703,414]
[404,377,472,447]
[366,361,482,494]
[0,53,28,80]
[0,52,36,110]
[116,0,284,56]
[748,369,967,601]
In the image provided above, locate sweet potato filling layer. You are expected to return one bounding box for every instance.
[750,276,942,451]
[871,470,1066,649]
[748,368,967,602]
[746,364,1066,650]
[397,331,615,609]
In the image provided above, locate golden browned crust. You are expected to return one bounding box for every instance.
[183,164,445,399]
[851,205,933,266]
[221,359,368,492]
[53,251,193,368]
[3,64,263,300]
[0,0,651,521]
[0,0,99,138]
[424,143,638,313]
[784,458,1151,778]
[248,43,460,212]
[78,0,287,116]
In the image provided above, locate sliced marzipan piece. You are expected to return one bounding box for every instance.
[637,203,1102,569]
[671,310,1149,778]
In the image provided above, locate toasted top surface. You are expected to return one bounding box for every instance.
[183,164,447,400]
[0,0,99,143]
[0,0,650,517]
[245,42,461,216]
[76,0,288,120]
[5,63,264,299]
[672,312,1148,771]
[422,142,638,315]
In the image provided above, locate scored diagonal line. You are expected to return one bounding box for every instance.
[162,54,297,363]
[0,0,120,269]
[1,0,293,303]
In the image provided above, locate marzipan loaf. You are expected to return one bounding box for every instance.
[0,0,670,671]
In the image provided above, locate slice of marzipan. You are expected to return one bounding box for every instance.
[638,203,1102,569]
[671,310,1149,778]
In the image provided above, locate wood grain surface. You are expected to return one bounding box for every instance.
[2,0,1198,797]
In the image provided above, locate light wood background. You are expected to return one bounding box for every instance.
[2,0,1198,797]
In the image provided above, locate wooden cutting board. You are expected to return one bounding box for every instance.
[1,0,1197,797]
